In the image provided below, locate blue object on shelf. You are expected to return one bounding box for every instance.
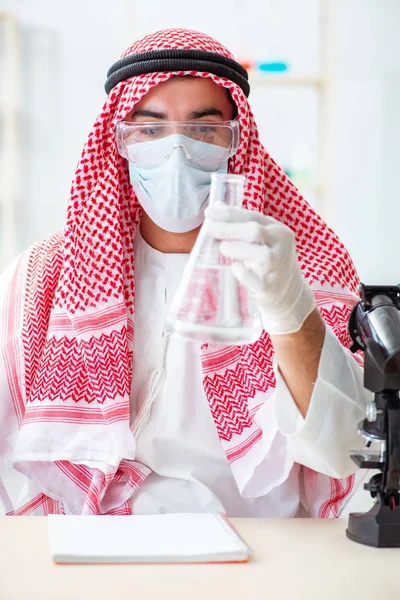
[257,62,289,73]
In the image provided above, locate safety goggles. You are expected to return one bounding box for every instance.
[115,120,240,170]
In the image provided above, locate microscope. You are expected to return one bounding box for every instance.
[346,284,400,547]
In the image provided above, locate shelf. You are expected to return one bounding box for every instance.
[0,103,17,114]
[0,12,16,21]
[249,74,327,88]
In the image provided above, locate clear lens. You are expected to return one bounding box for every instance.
[115,120,240,170]
[124,123,232,146]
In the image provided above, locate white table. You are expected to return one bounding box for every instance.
[0,517,399,600]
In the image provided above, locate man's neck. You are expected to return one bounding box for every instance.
[139,212,201,254]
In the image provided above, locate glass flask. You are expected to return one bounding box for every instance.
[165,173,263,344]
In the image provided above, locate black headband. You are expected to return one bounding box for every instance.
[105,48,250,97]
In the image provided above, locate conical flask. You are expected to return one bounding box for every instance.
[165,173,263,344]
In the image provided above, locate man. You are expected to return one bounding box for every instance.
[0,28,371,517]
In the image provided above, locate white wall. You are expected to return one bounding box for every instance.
[334,0,400,284]
[0,0,129,260]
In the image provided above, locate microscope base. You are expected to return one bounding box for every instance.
[347,501,400,547]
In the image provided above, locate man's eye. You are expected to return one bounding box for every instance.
[133,127,166,141]
[141,127,158,137]
[196,126,216,135]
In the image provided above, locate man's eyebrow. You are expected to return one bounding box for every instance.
[130,107,225,120]
[131,109,168,120]
[188,108,225,119]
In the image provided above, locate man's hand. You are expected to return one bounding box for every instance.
[205,202,316,336]
[205,201,325,417]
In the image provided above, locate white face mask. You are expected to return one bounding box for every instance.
[128,134,228,233]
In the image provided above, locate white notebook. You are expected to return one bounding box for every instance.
[48,513,251,564]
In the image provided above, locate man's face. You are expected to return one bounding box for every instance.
[127,76,236,123]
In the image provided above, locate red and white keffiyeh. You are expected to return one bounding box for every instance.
[1,28,361,516]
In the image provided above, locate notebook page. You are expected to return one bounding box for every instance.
[48,513,249,560]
